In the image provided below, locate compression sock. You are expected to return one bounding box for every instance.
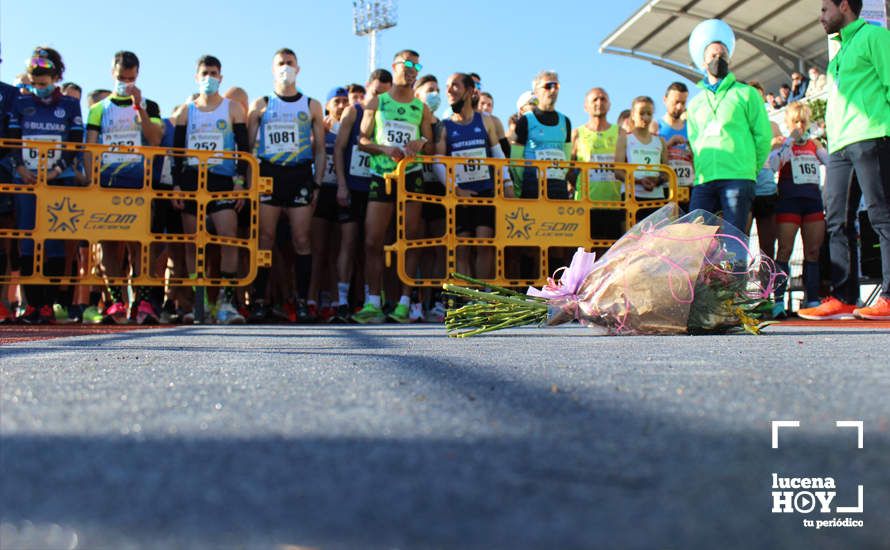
[803,261,821,304]
[775,260,791,301]
[295,254,312,300]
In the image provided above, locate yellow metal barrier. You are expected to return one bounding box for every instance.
[384,155,685,287]
[0,138,272,287]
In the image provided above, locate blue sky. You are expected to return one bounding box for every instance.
[2,0,698,125]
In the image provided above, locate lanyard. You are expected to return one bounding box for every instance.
[705,81,735,119]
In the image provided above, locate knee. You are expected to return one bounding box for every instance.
[292,236,311,253]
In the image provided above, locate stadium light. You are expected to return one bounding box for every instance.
[352,0,398,74]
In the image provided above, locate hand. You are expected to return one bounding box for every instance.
[504,185,516,198]
[172,185,184,210]
[403,139,425,156]
[566,182,576,195]
[455,187,473,197]
[16,165,37,184]
[789,128,802,142]
[667,135,687,148]
[388,146,406,162]
[46,167,61,181]
[129,85,143,107]
[640,177,657,191]
[234,199,244,212]
[336,185,350,207]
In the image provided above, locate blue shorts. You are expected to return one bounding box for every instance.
[775,196,825,225]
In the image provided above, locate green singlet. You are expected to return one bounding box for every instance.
[370,92,424,176]
[574,124,621,202]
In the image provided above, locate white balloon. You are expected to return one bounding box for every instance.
[688,19,737,70]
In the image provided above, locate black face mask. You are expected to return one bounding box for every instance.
[450,98,466,113]
[707,56,729,79]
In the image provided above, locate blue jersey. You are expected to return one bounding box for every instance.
[0,81,19,177]
[444,112,492,193]
[319,128,338,186]
[257,94,313,166]
[657,119,688,144]
[8,92,82,180]
[344,103,372,191]
[522,110,569,184]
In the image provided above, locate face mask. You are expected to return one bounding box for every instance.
[199,76,221,95]
[276,65,297,85]
[115,80,131,96]
[425,92,441,113]
[707,56,729,79]
[450,98,466,114]
[31,84,55,99]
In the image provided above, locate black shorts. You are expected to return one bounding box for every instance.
[422,179,446,222]
[751,193,778,219]
[177,170,237,216]
[368,171,424,202]
[345,189,369,223]
[521,177,570,200]
[313,186,351,223]
[260,162,316,208]
[151,196,184,234]
[456,190,495,233]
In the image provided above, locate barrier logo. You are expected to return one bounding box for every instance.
[770,420,864,530]
[506,207,534,240]
[46,197,84,233]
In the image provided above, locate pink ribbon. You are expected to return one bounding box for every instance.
[527,247,597,301]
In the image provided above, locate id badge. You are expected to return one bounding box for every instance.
[704,121,721,137]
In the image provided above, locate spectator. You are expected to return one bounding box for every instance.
[805,67,827,98]
[788,72,809,102]
[765,92,779,111]
[800,0,890,321]
[775,84,791,108]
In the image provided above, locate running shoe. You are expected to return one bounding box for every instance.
[216,302,245,325]
[408,302,424,323]
[331,304,352,323]
[797,297,856,321]
[853,297,890,321]
[103,302,129,324]
[352,303,386,324]
[249,302,271,323]
[39,304,55,324]
[182,310,196,324]
[318,305,336,323]
[136,300,159,325]
[297,301,316,323]
[0,302,13,324]
[388,303,411,324]
[424,301,447,323]
[67,304,85,324]
[771,301,787,320]
[283,301,298,323]
[18,305,42,324]
[53,304,75,324]
[82,305,103,324]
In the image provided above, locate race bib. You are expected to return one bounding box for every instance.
[587,153,615,183]
[453,147,488,185]
[534,148,567,179]
[321,152,337,185]
[187,132,225,166]
[23,134,61,171]
[263,121,304,156]
[791,155,820,185]
[349,145,371,178]
[381,120,416,148]
[103,130,142,164]
[669,160,694,186]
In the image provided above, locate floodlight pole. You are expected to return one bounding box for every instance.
[353,0,398,75]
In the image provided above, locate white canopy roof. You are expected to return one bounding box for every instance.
[599,0,834,92]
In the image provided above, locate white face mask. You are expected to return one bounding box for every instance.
[276,65,297,85]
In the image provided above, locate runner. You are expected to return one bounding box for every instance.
[85,51,163,324]
[436,73,513,279]
[354,49,433,324]
[0,51,20,323]
[615,96,669,204]
[570,87,623,240]
[247,48,326,323]
[657,83,694,191]
[308,86,350,321]
[512,70,572,199]
[332,69,392,322]
[769,101,829,316]
[7,47,82,323]
[172,54,248,325]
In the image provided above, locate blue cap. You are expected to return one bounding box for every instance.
[326,86,348,102]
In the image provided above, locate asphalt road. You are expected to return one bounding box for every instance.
[1,324,889,549]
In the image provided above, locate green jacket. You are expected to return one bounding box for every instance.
[687,73,772,185]
[826,18,890,153]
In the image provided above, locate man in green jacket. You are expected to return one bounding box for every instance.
[687,33,772,240]
[800,0,890,321]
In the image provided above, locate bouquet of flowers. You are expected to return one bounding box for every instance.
[444,206,784,337]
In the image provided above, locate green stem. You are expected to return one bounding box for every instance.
[449,272,546,302]
[443,284,548,310]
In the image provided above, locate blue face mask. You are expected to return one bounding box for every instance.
[199,76,221,95]
[31,84,55,99]
[425,91,441,113]
[115,80,131,96]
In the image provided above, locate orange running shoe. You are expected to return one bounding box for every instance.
[797,297,856,320]
[0,302,12,323]
[853,297,890,321]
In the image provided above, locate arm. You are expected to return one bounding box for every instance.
[246,97,267,152]
[748,90,773,174]
[358,96,400,159]
[230,100,249,178]
[768,136,794,172]
[815,142,830,166]
[404,104,433,156]
[309,98,326,187]
[135,96,163,147]
[334,106,356,206]
[613,132,627,182]
[433,124,448,186]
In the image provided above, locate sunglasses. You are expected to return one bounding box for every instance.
[400,59,422,71]
[29,56,55,69]
[542,82,560,91]
[474,82,482,90]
